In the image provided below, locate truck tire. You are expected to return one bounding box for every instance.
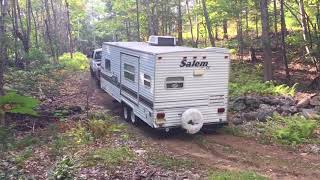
[90,67,94,77]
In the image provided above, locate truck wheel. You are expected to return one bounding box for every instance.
[90,67,94,77]
[95,71,101,87]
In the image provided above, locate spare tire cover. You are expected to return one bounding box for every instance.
[181,108,204,134]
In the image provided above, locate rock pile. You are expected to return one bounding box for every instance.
[229,94,320,125]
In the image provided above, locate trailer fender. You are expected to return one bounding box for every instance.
[181,108,204,134]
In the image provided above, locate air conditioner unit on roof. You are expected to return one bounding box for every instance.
[148,36,176,46]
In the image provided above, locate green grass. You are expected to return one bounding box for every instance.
[150,154,194,170]
[208,170,267,180]
[229,62,297,97]
[84,146,135,167]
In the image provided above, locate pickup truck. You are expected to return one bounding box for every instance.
[88,48,102,83]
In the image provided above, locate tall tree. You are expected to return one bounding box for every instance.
[298,0,319,72]
[177,0,183,45]
[186,0,195,46]
[238,0,244,61]
[146,0,153,36]
[223,20,228,39]
[136,0,140,41]
[202,0,215,47]
[280,0,289,79]
[0,0,8,95]
[273,0,278,47]
[65,0,74,58]
[260,0,273,81]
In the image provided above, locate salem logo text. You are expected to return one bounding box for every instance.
[180,59,209,68]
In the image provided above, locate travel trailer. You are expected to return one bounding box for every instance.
[100,36,230,134]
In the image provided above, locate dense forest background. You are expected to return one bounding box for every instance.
[1,1,320,179]
[0,0,320,90]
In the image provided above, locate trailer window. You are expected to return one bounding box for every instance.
[144,74,151,88]
[124,63,135,82]
[166,77,184,89]
[105,59,111,71]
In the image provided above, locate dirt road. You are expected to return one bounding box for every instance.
[82,73,320,180]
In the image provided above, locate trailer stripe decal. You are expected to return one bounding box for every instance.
[101,72,154,109]
[121,85,138,99]
[139,96,154,109]
[100,73,120,88]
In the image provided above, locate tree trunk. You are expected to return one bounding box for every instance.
[146,0,153,36]
[31,7,39,48]
[255,1,259,38]
[65,0,74,58]
[17,1,30,53]
[125,20,130,41]
[260,0,273,81]
[44,0,57,62]
[136,0,140,41]
[153,0,159,35]
[195,0,200,47]
[27,0,32,51]
[186,0,195,46]
[0,0,8,96]
[50,0,59,54]
[177,0,183,45]
[11,0,18,64]
[245,7,249,35]
[238,0,244,61]
[280,0,289,79]
[215,24,218,40]
[273,0,278,47]
[255,16,259,38]
[298,0,319,72]
[223,20,228,39]
[202,0,215,47]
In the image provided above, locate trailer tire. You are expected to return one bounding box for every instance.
[181,108,204,134]
[123,105,130,121]
[130,111,136,124]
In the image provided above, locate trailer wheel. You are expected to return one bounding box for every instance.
[130,111,136,124]
[123,105,130,121]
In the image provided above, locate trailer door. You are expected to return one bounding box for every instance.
[120,53,140,105]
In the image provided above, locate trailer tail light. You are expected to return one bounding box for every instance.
[217,108,225,113]
[156,112,165,119]
[155,112,166,126]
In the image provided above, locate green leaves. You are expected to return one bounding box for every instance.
[0,92,40,116]
[266,114,318,145]
[229,63,297,97]
[58,52,89,71]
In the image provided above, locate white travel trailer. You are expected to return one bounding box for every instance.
[100,36,230,134]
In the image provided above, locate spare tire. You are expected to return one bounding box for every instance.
[181,108,204,134]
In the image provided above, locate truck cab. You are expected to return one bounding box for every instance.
[89,48,102,80]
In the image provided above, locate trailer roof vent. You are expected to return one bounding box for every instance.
[148,36,176,46]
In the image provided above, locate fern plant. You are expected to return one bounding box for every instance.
[0,92,40,116]
[266,114,317,145]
